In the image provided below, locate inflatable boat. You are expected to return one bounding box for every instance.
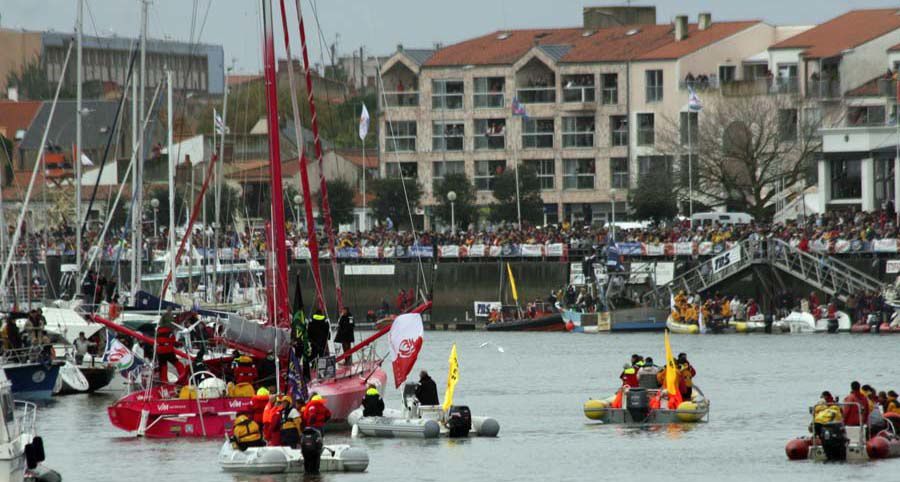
[218,441,369,474]
[785,405,900,462]
[583,385,709,424]
[665,317,699,335]
[349,383,500,439]
[773,311,851,333]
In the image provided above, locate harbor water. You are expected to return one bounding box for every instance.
[37,331,900,481]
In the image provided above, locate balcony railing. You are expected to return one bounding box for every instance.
[721,78,799,97]
[807,79,841,99]
[383,91,420,107]
[562,132,594,148]
[517,87,556,104]
[679,78,720,91]
[877,79,897,97]
[562,86,596,103]
[474,92,504,108]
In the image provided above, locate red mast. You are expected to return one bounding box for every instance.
[261,0,290,327]
[276,0,326,313]
[292,0,344,313]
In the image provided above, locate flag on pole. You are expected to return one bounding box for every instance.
[388,313,424,388]
[664,330,683,409]
[214,109,228,135]
[687,86,703,112]
[511,97,528,119]
[442,343,459,412]
[80,153,94,166]
[506,263,519,303]
[359,103,370,140]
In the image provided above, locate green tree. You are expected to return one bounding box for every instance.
[629,168,678,222]
[319,179,355,226]
[370,177,421,230]
[490,164,543,226]
[6,58,75,100]
[433,172,477,230]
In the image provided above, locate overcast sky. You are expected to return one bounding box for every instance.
[3,0,900,73]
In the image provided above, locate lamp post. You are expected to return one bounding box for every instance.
[150,198,160,240]
[293,194,303,232]
[447,191,457,235]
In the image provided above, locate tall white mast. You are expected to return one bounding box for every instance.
[75,0,84,279]
[214,73,228,302]
[131,0,148,300]
[166,70,176,300]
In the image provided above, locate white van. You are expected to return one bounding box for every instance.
[691,212,754,226]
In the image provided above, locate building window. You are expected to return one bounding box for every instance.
[637,155,672,177]
[432,79,464,110]
[385,162,418,179]
[433,160,465,190]
[680,112,698,146]
[831,159,861,199]
[475,160,506,190]
[601,73,618,104]
[562,116,595,148]
[847,106,885,127]
[385,121,416,152]
[610,157,629,189]
[645,70,663,102]
[637,113,654,146]
[563,158,595,190]
[474,119,506,150]
[610,115,628,147]
[474,77,505,108]
[433,121,464,151]
[522,118,554,149]
[562,74,595,103]
[719,65,736,84]
[778,109,798,141]
[526,159,555,190]
[517,72,556,103]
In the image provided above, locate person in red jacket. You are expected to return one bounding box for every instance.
[619,363,638,388]
[301,393,332,432]
[842,381,870,426]
[155,324,183,383]
[232,356,258,386]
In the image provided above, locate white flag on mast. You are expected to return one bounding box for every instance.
[358,103,370,140]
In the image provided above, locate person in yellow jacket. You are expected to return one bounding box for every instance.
[720,299,732,319]
[231,411,265,450]
[674,291,687,309]
[887,391,900,414]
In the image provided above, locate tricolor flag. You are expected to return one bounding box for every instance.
[511,97,528,119]
[359,103,370,140]
[214,109,229,135]
[687,86,703,112]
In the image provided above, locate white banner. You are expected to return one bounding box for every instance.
[474,301,502,318]
[489,246,503,257]
[361,246,380,258]
[874,239,898,253]
[293,247,312,259]
[383,247,396,258]
[468,244,486,257]
[344,265,395,276]
[546,243,564,256]
[711,245,742,273]
[439,245,460,258]
[887,260,900,274]
[521,244,543,257]
[675,242,694,256]
[698,242,714,255]
[644,244,665,256]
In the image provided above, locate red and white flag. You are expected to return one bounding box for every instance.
[389,313,424,388]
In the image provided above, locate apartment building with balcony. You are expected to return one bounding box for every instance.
[378,8,807,226]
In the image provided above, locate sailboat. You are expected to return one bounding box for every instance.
[484,263,563,332]
[93,0,431,438]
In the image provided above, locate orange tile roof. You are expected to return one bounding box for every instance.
[845,75,885,97]
[889,42,900,52]
[423,21,759,67]
[770,9,900,59]
[0,101,42,140]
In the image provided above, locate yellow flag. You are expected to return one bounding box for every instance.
[442,344,459,412]
[506,263,519,302]
[664,330,683,408]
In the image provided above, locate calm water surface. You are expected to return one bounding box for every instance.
[36,331,900,481]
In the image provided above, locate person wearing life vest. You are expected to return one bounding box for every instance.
[619,363,638,388]
[155,324,183,383]
[301,393,332,432]
[887,391,900,415]
[279,396,303,449]
[308,311,330,359]
[232,355,258,386]
[676,353,696,400]
[260,389,283,446]
[842,381,870,426]
[361,384,385,417]
[231,411,265,450]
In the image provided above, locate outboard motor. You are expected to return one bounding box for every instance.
[300,428,324,475]
[764,314,773,334]
[625,388,651,422]
[826,318,839,334]
[819,422,848,461]
[446,406,472,438]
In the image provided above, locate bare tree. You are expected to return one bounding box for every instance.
[658,95,823,219]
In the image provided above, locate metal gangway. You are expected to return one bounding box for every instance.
[643,239,886,309]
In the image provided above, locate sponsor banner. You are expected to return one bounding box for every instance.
[619,243,643,256]
[383,246,396,258]
[546,243,565,257]
[711,245,742,274]
[344,264,395,275]
[468,244,486,257]
[655,262,675,286]
[850,240,864,252]
[408,245,434,258]
[874,239,898,253]
[338,248,360,258]
[833,239,850,253]
[698,242,713,256]
[473,301,502,318]
[439,245,460,258]
[489,246,503,257]
[501,245,520,257]
[361,246,380,258]
[521,244,543,257]
[887,260,900,274]
[644,244,665,257]
[675,242,695,256]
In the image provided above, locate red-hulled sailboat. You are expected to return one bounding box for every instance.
[95,0,429,438]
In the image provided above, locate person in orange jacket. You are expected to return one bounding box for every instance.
[301,393,332,433]
[260,390,283,446]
